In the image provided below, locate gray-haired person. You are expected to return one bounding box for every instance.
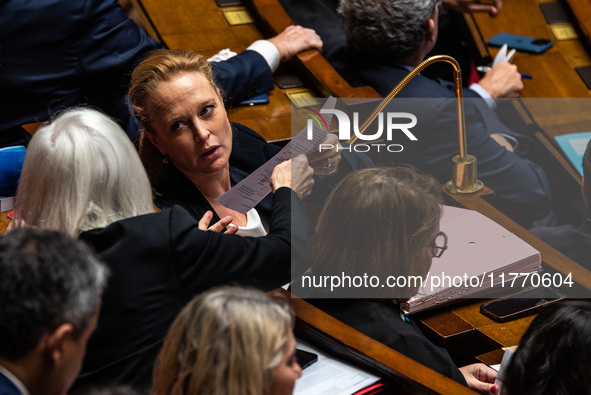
[0,228,108,395]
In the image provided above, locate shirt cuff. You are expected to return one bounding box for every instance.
[247,40,280,72]
[469,83,497,110]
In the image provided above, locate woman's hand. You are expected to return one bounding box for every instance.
[271,155,315,200]
[308,133,342,177]
[198,210,238,234]
[459,363,498,394]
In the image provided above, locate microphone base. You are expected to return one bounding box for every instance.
[445,154,485,194]
[445,179,485,194]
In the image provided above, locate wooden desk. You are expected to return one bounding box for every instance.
[472,0,591,98]
[0,212,11,234]
[562,0,591,54]
[469,0,591,219]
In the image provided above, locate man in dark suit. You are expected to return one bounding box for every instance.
[0,0,321,146]
[281,0,554,228]
[0,0,321,197]
[0,228,108,395]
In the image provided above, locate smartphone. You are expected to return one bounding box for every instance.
[296,348,318,370]
[480,287,565,322]
[237,93,269,107]
[488,33,553,54]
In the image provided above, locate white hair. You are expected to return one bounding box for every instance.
[14,107,154,237]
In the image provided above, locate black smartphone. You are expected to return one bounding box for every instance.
[296,348,318,370]
[480,287,565,322]
[214,0,243,6]
[237,93,269,107]
[488,33,553,54]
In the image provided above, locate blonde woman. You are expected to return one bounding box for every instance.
[128,49,372,236]
[152,286,301,395]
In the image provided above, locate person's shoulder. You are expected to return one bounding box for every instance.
[530,223,581,239]
[232,122,267,142]
[81,206,197,237]
[230,122,279,164]
[0,370,21,395]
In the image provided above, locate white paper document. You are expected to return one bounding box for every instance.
[217,96,337,213]
[294,342,380,395]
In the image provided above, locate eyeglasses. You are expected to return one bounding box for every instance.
[429,231,448,258]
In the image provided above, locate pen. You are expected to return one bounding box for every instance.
[476,66,533,79]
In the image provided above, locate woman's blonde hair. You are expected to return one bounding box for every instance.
[311,166,442,298]
[13,108,154,237]
[128,49,221,188]
[152,286,294,395]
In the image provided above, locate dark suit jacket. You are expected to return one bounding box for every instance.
[0,0,273,145]
[0,371,21,395]
[155,122,374,224]
[73,188,314,393]
[530,220,591,270]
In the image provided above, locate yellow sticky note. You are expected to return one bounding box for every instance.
[551,23,578,40]
[222,7,254,25]
[284,89,321,108]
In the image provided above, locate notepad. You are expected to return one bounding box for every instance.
[402,206,541,314]
[555,131,591,177]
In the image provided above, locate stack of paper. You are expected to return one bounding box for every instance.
[402,206,541,314]
[294,342,381,395]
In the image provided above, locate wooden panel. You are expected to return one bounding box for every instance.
[563,0,591,52]
[0,212,11,234]
[478,316,535,347]
[246,0,381,98]
[477,349,505,365]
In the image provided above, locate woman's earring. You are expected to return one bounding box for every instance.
[162,156,170,165]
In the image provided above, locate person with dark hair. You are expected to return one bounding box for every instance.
[501,300,591,394]
[293,166,498,394]
[530,139,591,269]
[0,228,108,395]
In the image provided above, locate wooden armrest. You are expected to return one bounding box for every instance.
[246,0,381,99]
